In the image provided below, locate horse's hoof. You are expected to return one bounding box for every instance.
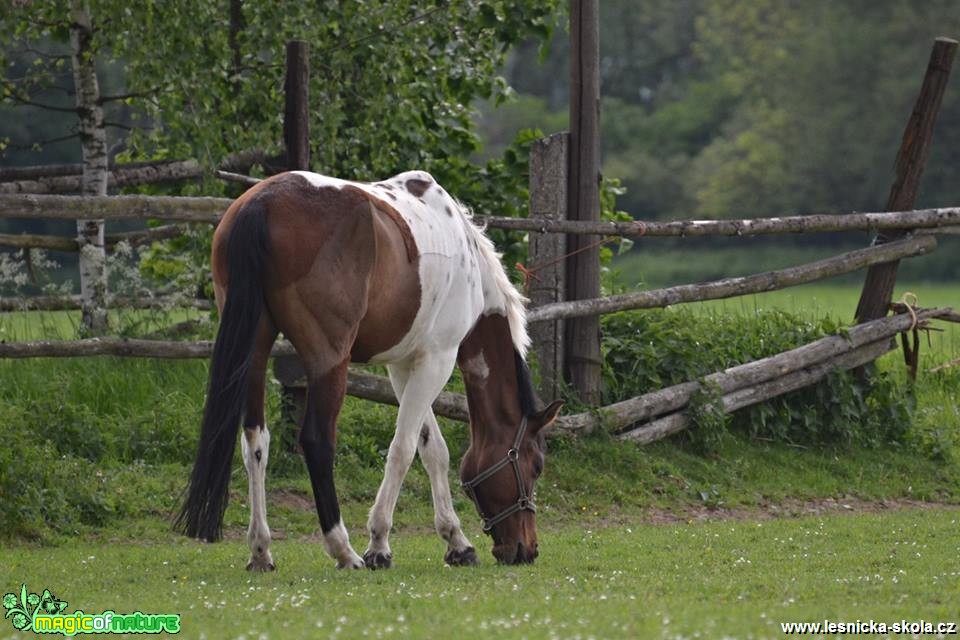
[444,546,478,567]
[336,552,365,570]
[246,557,276,572]
[363,550,393,570]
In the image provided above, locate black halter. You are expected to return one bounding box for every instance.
[461,416,536,532]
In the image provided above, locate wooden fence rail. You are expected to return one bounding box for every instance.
[480,207,960,237]
[3,193,960,238]
[0,337,473,422]
[527,235,937,323]
[0,224,184,252]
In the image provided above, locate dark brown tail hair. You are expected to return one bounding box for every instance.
[175,195,271,541]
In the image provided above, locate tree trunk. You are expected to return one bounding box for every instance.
[70,4,108,333]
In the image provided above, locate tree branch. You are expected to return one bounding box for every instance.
[98,89,158,104]
[12,45,71,60]
[6,94,78,113]
[7,131,81,150]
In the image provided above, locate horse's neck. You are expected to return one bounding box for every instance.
[456,313,522,445]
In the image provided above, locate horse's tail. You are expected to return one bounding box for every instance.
[175,195,271,541]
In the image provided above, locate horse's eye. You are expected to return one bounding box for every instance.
[533,460,543,478]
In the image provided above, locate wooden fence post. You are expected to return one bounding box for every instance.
[854,37,957,324]
[274,40,311,434]
[528,133,569,400]
[565,0,602,404]
[284,40,310,171]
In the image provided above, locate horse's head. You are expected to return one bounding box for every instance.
[459,400,563,565]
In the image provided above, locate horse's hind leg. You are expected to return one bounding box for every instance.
[300,357,365,569]
[364,352,459,569]
[417,409,477,566]
[241,317,278,571]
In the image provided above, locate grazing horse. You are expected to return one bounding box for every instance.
[176,170,562,569]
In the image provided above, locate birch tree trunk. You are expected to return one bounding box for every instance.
[70,4,108,333]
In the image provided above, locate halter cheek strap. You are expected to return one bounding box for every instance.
[461,416,536,532]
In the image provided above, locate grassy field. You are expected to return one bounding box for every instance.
[2,508,958,639]
[1,284,958,638]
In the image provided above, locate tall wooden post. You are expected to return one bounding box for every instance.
[854,37,957,324]
[528,133,568,401]
[274,40,311,432]
[565,0,602,404]
[284,40,310,171]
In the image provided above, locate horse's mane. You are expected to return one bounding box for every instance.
[458,206,531,358]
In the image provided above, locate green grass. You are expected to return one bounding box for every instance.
[0,307,211,342]
[2,508,958,639]
[612,236,960,290]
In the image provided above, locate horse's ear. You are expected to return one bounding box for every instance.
[531,400,564,435]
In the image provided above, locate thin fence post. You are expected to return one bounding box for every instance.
[528,133,569,401]
[854,37,957,324]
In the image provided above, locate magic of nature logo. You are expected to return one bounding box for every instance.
[3,584,180,635]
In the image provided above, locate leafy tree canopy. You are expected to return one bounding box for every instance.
[505,0,960,221]
[1,0,559,216]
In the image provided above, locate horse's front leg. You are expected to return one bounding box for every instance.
[365,353,457,569]
[417,410,477,566]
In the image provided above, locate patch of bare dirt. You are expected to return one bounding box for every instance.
[639,496,957,526]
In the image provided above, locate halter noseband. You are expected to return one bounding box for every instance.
[461,416,536,532]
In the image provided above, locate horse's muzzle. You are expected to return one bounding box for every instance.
[494,541,538,565]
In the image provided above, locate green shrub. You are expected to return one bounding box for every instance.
[600,308,913,450]
[0,408,113,540]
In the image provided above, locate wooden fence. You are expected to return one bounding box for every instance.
[1,38,958,444]
[1,187,958,441]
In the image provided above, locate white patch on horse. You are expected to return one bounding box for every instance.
[323,519,364,569]
[241,426,274,571]
[461,351,489,382]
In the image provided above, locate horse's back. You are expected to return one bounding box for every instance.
[214,171,483,369]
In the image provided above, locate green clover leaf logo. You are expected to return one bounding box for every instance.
[4,584,70,632]
[11,613,27,630]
